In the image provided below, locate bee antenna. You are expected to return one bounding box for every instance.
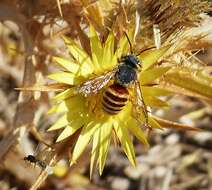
[124,32,133,54]
[136,46,156,56]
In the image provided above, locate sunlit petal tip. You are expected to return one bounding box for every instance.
[47,125,65,132]
[52,56,80,74]
[48,72,79,85]
[149,116,163,130]
[70,160,77,166]
[140,66,171,85]
[55,127,74,142]
[47,106,58,115]
[139,44,172,70]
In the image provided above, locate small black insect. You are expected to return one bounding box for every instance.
[24,155,47,170]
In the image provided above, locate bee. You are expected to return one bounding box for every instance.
[24,155,47,170]
[77,34,154,129]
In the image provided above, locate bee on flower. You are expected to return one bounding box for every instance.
[48,25,171,176]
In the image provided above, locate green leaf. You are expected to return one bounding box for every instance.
[140,66,171,85]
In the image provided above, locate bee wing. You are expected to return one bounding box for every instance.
[132,80,149,128]
[77,70,116,96]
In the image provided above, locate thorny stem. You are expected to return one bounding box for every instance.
[29,155,57,190]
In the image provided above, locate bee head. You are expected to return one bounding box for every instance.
[121,55,142,70]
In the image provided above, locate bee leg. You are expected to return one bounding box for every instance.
[132,112,152,140]
[131,104,147,130]
[136,83,152,134]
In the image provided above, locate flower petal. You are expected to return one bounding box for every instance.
[145,96,169,107]
[48,72,80,85]
[53,88,77,101]
[48,96,85,114]
[113,121,136,167]
[63,36,94,76]
[53,56,80,74]
[149,116,163,129]
[139,66,171,85]
[90,127,101,177]
[48,102,68,114]
[139,45,171,70]
[142,86,172,97]
[56,119,84,142]
[91,53,102,73]
[56,126,73,142]
[98,123,113,175]
[63,36,92,65]
[102,32,115,69]
[125,118,149,146]
[90,25,103,70]
[152,116,200,131]
[116,29,134,57]
[71,122,99,164]
[48,114,68,131]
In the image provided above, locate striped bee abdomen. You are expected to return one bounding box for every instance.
[102,84,129,115]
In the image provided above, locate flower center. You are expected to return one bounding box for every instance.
[85,93,105,119]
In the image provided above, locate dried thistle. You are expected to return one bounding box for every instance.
[137,0,211,42]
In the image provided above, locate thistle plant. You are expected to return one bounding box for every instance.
[1,0,211,189]
[47,23,211,176]
[48,25,173,176]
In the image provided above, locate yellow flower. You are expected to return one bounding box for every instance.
[48,25,170,176]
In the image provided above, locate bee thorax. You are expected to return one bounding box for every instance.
[115,64,137,87]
